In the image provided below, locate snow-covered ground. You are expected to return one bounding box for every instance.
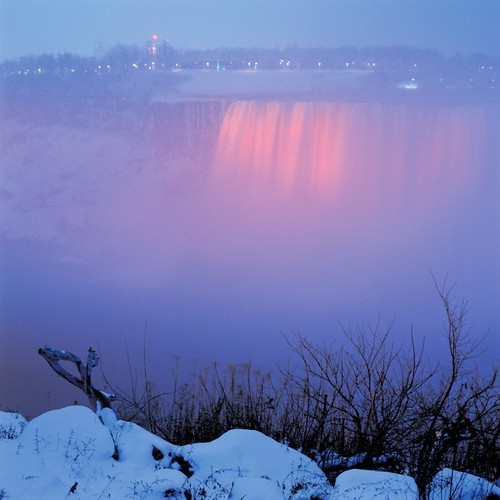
[1,407,499,499]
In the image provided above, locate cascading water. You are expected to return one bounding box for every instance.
[207,98,490,254]
[213,100,485,209]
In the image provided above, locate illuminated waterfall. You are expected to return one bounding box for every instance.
[213,101,485,209]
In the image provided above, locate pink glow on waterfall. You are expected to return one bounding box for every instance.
[214,101,345,196]
[213,101,485,211]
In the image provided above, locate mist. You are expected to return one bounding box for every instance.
[1,58,499,417]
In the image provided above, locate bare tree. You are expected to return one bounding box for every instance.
[284,320,434,472]
[283,280,499,496]
[414,280,499,493]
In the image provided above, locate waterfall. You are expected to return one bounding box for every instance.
[152,101,228,163]
[212,101,486,211]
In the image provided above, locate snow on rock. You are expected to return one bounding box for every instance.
[0,406,186,499]
[110,418,175,467]
[230,476,284,499]
[331,469,419,499]
[17,405,115,459]
[428,468,500,500]
[0,410,27,440]
[5,406,497,499]
[0,406,335,499]
[179,428,333,498]
[108,467,188,499]
[0,406,118,499]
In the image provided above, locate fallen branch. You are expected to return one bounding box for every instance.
[38,345,116,413]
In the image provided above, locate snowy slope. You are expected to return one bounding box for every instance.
[2,406,498,499]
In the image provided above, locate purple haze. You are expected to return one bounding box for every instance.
[1,70,499,416]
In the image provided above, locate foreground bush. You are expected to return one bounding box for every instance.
[107,284,499,497]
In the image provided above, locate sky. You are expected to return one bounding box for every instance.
[1,0,500,61]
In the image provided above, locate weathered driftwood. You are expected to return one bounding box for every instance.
[38,345,116,413]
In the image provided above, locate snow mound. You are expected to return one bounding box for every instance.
[428,468,500,500]
[0,406,118,499]
[331,469,419,499]
[0,411,27,440]
[179,428,333,498]
[110,419,175,467]
[17,405,116,459]
[230,476,284,499]
[0,406,334,499]
[2,406,497,499]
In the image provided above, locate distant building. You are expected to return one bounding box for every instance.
[146,34,159,57]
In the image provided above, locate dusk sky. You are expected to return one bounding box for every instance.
[1,0,500,60]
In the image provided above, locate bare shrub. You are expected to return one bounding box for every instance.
[284,280,499,495]
[111,359,285,445]
[283,321,433,472]
[101,282,498,497]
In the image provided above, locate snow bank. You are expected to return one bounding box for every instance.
[0,406,333,498]
[428,468,500,500]
[1,406,498,499]
[179,428,333,498]
[0,410,27,440]
[331,469,419,499]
